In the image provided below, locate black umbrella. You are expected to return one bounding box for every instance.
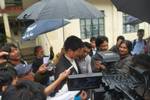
[18,0,103,20]
[125,16,142,25]
[111,0,150,23]
[18,0,103,41]
[22,19,70,41]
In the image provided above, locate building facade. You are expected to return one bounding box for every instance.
[37,0,150,54]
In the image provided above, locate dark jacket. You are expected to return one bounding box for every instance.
[54,55,81,89]
[32,57,43,73]
[91,51,103,73]
[32,57,50,85]
[114,55,133,74]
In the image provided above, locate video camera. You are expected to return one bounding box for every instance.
[93,51,120,68]
[67,73,102,91]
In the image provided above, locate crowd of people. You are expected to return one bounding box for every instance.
[0,29,150,100]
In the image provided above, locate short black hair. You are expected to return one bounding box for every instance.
[1,43,17,53]
[132,54,150,69]
[2,80,46,100]
[96,36,108,48]
[83,42,92,49]
[137,29,144,33]
[117,36,125,41]
[0,67,17,86]
[90,37,96,42]
[64,35,83,51]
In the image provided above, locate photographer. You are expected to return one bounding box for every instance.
[0,43,34,81]
[91,36,109,72]
[0,43,49,82]
[32,45,55,86]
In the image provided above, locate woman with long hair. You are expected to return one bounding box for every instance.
[115,40,133,74]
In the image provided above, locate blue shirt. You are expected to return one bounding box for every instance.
[132,40,145,55]
[74,96,81,100]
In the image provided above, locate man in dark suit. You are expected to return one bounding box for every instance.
[55,35,83,89]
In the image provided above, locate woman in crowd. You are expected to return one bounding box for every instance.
[114,40,133,74]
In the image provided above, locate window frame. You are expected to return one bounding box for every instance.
[123,14,139,33]
[80,11,105,39]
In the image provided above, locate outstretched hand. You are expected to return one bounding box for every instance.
[37,64,47,74]
[80,90,88,100]
[58,69,71,81]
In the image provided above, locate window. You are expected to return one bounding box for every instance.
[123,14,139,33]
[80,11,105,39]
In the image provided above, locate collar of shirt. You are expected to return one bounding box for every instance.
[92,48,97,55]
[65,55,79,73]
[92,48,97,51]
[65,55,74,63]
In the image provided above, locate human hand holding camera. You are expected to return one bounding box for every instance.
[0,51,9,64]
[95,60,106,70]
[37,64,47,74]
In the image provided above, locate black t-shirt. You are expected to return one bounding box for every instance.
[32,57,43,73]
[32,57,50,85]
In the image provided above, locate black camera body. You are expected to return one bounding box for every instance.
[67,73,102,91]
[93,51,120,68]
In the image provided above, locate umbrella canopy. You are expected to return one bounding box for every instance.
[111,0,150,23]
[22,19,70,41]
[125,16,142,25]
[17,0,103,20]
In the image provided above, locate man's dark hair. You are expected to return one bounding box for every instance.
[96,36,108,48]
[64,35,83,51]
[132,54,150,69]
[117,36,125,42]
[137,29,144,33]
[2,80,46,100]
[1,43,17,53]
[83,42,92,49]
[0,66,17,86]
[90,37,96,42]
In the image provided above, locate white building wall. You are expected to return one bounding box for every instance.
[37,19,81,55]
[37,0,150,55]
